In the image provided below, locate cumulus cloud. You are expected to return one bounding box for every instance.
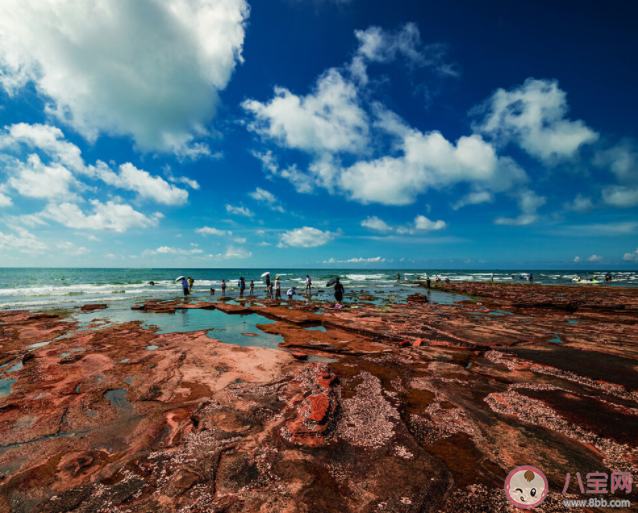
[142,246,203,256]
[248,97,527,205]
[57,241,89,255]
[224,246,252,259]
[594,139,638,183]
[249,187,285,212]
[280,226,333,247]
[414,215,447,231]
[0,123,191,204]
[473,78,599,162]
[0,191,11,207]
[95,163,188,205]
[0,227,47,253]
[243,69,369,155]
[602,185,638,208]
[361,216,392,232]
[196,226,232,236]
[452,190,493,210]
[6,154,80,200]
[225,204,254,217]
[623,248,638,262]
[0,0,249,154]
[350,23,458,84]
[361,214,447,235]
[494,189,546,226]
[42,200,163,232]
[587,254,603,262]
[323,256,385,263]
[564,194,594,213]
[573,256,581,263]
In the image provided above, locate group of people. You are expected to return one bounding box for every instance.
[178,273,346,306]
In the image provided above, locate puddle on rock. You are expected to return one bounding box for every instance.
[306,326,327,332]
[120,358,129,363]
[104,389,131,409]
[308,355,338,363]
[549,334,563,344]
[4,362,23,373]
[0,378,17,398]
[146,345,159,351]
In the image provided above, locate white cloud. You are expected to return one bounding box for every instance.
[251,151,316,194]
[0,123,190,204]
[94,163,188,206]
[338,129,526,205]
[494,189,546,226]
[6,154,79,200]
[249,187,285,212]
[350,23,458,85]
[196,226,231,236]
[0,191,11,207]
[224,246,252,259]
[233,237,246,243]
[414,215,447,231]
[588,254,603,262]
[361,216,392,232]
[43,200,162,232]
[361,214,447,234]
[0,227,46,253]
[280,226,333,247]
[573,256,581,263]
[243,69,369,155]
[564,194,594,213]
[57,241,89,255]
[473,78,599,162]
[323,256,385,263]
[143,246,203,256]
[452,190,493,210]
[623,248,638,262]
[255,106,527,205]
[0,0,249,154]
[225,204,254,217]
[258,241,271,246]
[602,185,638,208]
[594,139,638,183]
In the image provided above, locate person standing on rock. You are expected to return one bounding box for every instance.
[221,279,226,297]
[239,277,245,298]
[426,276,431,289]
[181,277,189,298]
[274,276,281,299]
[249,280,254,297]
[334,277,344,306]
[305,275,312,295]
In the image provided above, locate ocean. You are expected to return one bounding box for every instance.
[0,268,636,311]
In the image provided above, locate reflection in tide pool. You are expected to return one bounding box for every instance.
[72,306,284,349]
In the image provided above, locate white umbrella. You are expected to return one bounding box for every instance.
[261,272,270,277]
[175,276,185,282]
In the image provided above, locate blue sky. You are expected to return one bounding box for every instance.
[0,0,637,269]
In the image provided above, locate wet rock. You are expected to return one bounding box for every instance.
[79,304,107,311]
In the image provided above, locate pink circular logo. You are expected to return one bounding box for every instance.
[504,465,548,509]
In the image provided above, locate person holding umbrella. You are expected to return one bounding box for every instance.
[176,276,189,297]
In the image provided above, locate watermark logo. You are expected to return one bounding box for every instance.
[504,466,548,509]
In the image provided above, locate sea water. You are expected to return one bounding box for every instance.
[0,268,635,311]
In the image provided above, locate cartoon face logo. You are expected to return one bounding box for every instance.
[504,466,548,509]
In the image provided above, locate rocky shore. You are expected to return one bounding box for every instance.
[1,283,638,512]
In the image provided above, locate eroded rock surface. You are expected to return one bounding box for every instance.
[1,284,638,512]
